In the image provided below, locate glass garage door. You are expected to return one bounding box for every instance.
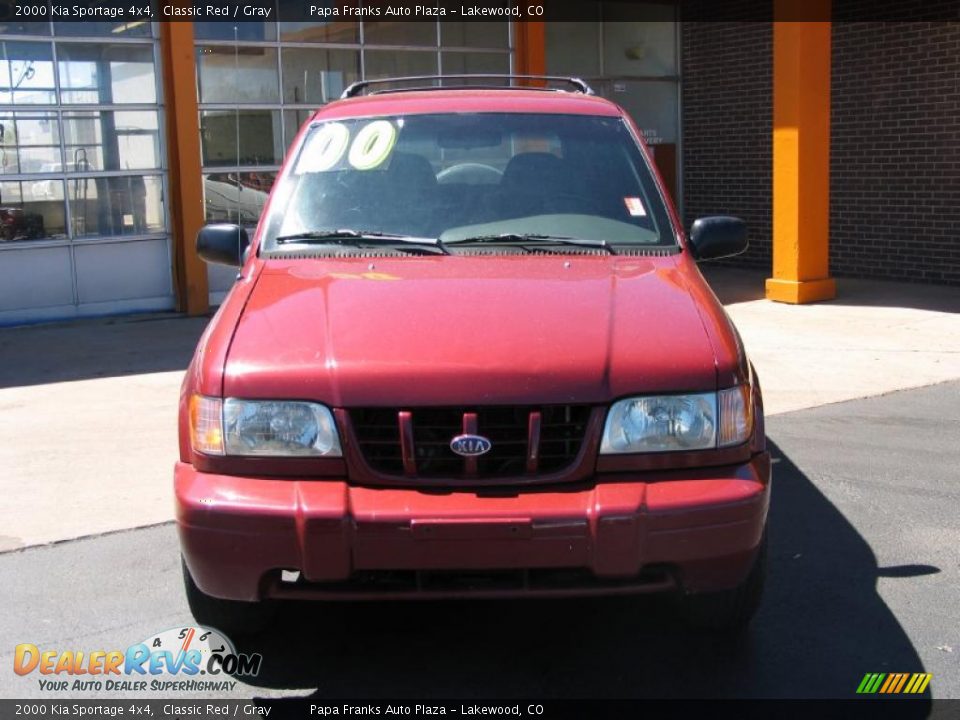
[195,12,513,303]
[0,20,171,325]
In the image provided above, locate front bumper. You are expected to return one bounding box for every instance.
[176,453,770,601]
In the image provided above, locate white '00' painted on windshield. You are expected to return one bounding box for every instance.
[295,120,398,174]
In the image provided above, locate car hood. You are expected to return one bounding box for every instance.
[223,255,718,406]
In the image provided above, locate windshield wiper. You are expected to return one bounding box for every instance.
[443,233,617,255]
[275,229,448,254]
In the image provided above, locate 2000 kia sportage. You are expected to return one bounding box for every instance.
[177,75,769,634]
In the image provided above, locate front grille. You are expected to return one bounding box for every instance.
[349,405,592,479]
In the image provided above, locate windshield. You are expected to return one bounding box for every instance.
[261,112,676,252]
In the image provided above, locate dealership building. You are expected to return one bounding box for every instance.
[0,3,956,324]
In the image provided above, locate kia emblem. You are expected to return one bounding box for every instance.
[449,434,492,457]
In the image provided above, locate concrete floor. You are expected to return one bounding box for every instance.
[1,267,958,549]
[0,314,209,550]
[706,267,960,415]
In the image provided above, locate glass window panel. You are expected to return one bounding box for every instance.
[68,174,165,238]
[9,144,60,174]
[200,110,283,167]
[601,5,677,77]
[282,47,359,105]
[602,80,677,144]
[0,41,56,104]
[363,50,437,80]
[63,111,161,172]
[0,111,61,174]
[204,171,275,227]
[57,44,156,104]
[545,14,600,77]
[54,21,153,38]
[0,6,52,36]
[363,22,436,46]
[0,179,66,241]
[440,21,509,49]
[283,109,315,153]
[441,52,510,79]
[278,19,358,43]
[196,45,280,104]
[194,22,276,41]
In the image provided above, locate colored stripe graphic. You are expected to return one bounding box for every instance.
[879,674,896,693]
[904,673,933,694]
[856,673,885,694]
[857,672,931,694]
[893,673,909,693]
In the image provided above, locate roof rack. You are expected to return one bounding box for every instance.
[340,75,595,99]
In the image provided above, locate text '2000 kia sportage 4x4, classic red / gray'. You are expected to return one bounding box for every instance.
[177,75,769,635]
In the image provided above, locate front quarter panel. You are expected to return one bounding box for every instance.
[178,266,262,462]
[680,255,751,389]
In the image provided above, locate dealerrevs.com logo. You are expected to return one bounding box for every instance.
[14,626,262,693]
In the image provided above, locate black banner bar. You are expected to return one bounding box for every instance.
[0,0,958,23]
[0,699,954,720]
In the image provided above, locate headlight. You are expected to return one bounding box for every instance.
[600,387,752,454]
[224,398,341,456]
[190,395,342,457]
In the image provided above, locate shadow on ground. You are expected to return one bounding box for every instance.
[0,313,210,389]
[701,264,960,314]
[230,441,933,702]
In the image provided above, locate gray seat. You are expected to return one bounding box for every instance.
[498,152,574,218]
[379,153,438,235]
[500,152,566,192]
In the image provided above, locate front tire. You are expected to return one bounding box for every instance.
[680,530,767,633]
[181,559,275,636]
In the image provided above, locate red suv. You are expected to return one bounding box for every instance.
[177,76,769,634]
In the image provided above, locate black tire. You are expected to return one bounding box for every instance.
[680,529,767,633]
[181,559,275,637]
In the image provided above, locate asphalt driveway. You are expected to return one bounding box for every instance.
[1,381,957,700]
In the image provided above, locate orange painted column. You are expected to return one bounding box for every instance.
[160,19,208,315]
[513,21,546,77]
[766,4,837,304]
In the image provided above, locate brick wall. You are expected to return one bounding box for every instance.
[831,21,960,285]
[679,20,773,270]
[681,14,960,286]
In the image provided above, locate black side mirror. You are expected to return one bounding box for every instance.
[196,224,249,267]
[688,216,748,261]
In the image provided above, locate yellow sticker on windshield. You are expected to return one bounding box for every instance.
[348,120,398,171]
[295,122,350,174]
